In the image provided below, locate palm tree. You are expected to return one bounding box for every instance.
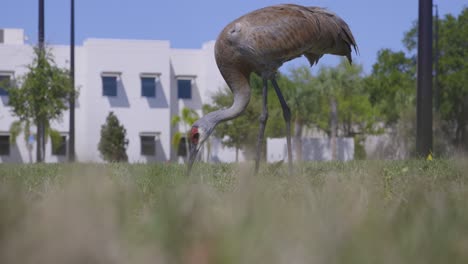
[171,107,199,162]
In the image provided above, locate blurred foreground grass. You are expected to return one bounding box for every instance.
[1,159,468,263]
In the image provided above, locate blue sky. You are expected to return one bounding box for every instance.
[1,0,466,74]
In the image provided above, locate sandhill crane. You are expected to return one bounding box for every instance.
[187,4,357,174]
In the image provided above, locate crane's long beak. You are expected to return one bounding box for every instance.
[187,143,199,176]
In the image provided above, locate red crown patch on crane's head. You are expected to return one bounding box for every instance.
[190,126,200,145]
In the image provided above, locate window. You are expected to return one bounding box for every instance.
[0,75,11,96]
[51,135,67,156]
[177,137,188,157]
[0,135,10,156]
[141,77,156,97]
[140,132,160,156]
[177,79,192,99]
[102,76,117,96]
[140,136,156,156]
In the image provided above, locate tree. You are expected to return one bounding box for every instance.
[98,112,129,162]
[363,49,416,125]
[204,88,260,161]
[204,73,291,162]
[358,8,468,155]
[207,63,378,161]
[205,71,296,162]
[6,46,74,162]
[171,107,199,161]
[314,60,378,159]
[285,66,321,160]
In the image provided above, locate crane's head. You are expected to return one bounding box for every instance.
[187,119,216,175]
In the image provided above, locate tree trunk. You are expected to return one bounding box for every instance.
[461,123,466,149]
[184,124,190,163]
[461,96,468,149]
[185,137,190,163]
[456,117,466,150]
[330,97,338,160]
[235,146,239,163]
[294,117,303,162]
[36,120,44,163]
[42,122,46,161]
[36,123,41,162]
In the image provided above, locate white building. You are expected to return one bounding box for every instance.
[0,28,244,163]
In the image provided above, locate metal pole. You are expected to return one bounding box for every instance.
[416,0,433,157]
[38,0,44,49]
[433,4,439,112]
[69,0,76,162]
[37,0,45,162]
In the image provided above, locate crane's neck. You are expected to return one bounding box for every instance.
[205,69,251,127]
[207,91,251,126]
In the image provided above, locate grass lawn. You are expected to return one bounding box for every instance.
[1,159,468,263]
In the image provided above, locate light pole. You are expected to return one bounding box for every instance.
[37,0,45,162]
[433,4,439,112]
[416,0,433,157]
[69,0,76,162]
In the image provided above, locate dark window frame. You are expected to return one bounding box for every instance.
[51,135,67,156]
[177,136,188,157]
[0,135,10,156]
[141,77,156,98]
[177,79,192,99]
[102,76,118,97]
[0,74,11,96]
[140,135,156,156]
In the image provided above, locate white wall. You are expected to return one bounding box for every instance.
[0,44,32,163]
[208,137,246,163]
[0,29,25,45]
[81,39,172,162]
[267,137,355,162]
[0,29,247,163]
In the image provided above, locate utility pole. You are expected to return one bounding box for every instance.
[433,4,440,111]
[38,0,44,49]
[416,0,433,157]
[37,0,45,162]
[69,0,76,162]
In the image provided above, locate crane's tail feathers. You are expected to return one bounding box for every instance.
[339,22,358,64]
[305,6,358,65]
[346,54,353,65]
[304,53,323,67]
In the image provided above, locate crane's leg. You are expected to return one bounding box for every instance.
[271,79,293,175]
[255,78,269,174]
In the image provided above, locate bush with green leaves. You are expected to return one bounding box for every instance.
[7,46,75,162]
[98,112,129,162]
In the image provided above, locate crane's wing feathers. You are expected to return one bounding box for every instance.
[231,4,357,66]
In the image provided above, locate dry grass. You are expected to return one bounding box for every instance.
[1,159,468,264]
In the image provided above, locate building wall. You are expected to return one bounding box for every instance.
[0,43,33,163]
[80,39,172,162]
[0,42,82,163]
[0,28,25,45]
[0,28,239,163]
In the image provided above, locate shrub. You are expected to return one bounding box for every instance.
[98,112,129,162]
